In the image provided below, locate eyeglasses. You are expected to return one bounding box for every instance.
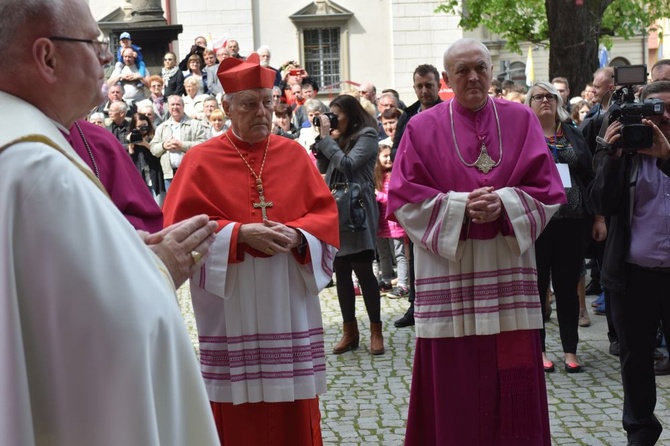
[272,95,282,99]
[49,36,110,58]
[531,94,557,103]
[150,84,163,88]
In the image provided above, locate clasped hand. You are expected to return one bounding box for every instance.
[466,187,502,224]
[164,138,183,152]
[239,220,301,255]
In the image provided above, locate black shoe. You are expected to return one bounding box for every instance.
[655,357,670,376]
[609,341,620,356]
[378,280,393,292]
[387,286,409,299]
[394,306,415,328]
[585,281,602,295]
[565,362,583,373]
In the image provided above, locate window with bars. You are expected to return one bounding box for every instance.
[303,28,341,91]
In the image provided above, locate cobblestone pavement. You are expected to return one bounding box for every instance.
[177,285,670,446]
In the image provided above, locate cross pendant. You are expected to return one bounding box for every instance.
[474,142,496,173]
[253,193,274,220]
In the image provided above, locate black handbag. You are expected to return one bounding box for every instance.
[330,164,367,232]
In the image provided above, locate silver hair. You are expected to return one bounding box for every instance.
[256,45,271,55]
[0,0,67,66]
[167,95,184,105]
[526,81,570,122]
[109,100,128,113]
[184,76,202,90]
[88,112,105,122]
[378,92,399,107]
[304,99,328,114]
[135,99,153,110]
[443,38,492,75]
[223,88,272,105]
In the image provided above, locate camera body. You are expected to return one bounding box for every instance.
[128,129,143,143]
[607,65,665,153]
[312,112,338,130]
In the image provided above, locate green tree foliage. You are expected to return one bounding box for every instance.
[437,0,548,53]
[436,0,669,93]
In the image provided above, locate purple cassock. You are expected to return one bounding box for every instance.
[65,120,163,233]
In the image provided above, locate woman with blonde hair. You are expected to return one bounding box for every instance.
[526,81,595,373]
[182,77,211,119]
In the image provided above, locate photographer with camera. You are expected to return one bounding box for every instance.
[312,94,384,355]
[178,36,206,72]
[127,112,164,202]
[590,79,670,446]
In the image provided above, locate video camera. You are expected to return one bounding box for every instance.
[312,112,338,130]
[607,64,664,153]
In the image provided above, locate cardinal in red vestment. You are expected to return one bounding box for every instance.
[163,53,339,446]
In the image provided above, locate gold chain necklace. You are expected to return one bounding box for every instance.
[449,99,503,173]
[225,132,273,220]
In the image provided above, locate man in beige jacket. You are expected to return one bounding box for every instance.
[150,94,207,192]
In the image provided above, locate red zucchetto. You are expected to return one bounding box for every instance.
[217,53,275,93]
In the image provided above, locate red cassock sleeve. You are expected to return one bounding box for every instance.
[163,132,340,263]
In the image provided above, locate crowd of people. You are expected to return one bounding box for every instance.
[3,0,670,444]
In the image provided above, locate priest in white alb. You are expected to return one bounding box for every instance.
[162,53,340,445]
[387,38,566,446]
[0,0,220,444]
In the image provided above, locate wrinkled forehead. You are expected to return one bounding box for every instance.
[449,51,490,70]
[446,42,491,70]
[235,88,272,103]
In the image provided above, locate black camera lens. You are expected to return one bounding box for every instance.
[128,129,143,143]
[325,112,338,130]
[311,112,339,131]
[621,124,652,151]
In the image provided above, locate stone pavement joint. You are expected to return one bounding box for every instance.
[178,285,670,446]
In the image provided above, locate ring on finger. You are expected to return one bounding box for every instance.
[265,247,274,255]
[191,250,204,263]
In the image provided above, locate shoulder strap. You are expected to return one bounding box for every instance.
[0,134,110,199]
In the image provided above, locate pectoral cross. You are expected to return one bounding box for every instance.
[474,141,496,173]
[253,192,273,220]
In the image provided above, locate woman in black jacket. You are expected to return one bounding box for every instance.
[527,82,596,373]
[162,52,185,98]
[313,94,384,355]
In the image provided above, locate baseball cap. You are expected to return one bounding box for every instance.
[119,32,131,41]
